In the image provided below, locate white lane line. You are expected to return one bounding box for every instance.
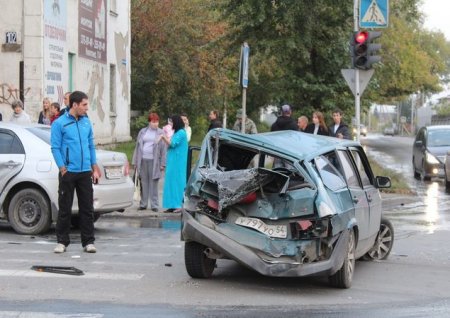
[0,312,103,318]
[0,269,144,280]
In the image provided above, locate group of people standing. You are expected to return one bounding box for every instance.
[132,113,189,214]
[4,92,70,126]
[271,104,351,139]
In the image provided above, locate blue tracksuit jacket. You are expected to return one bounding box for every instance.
[51,111,97,172]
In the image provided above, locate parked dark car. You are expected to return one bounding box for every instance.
[182,129,393,288]
[412,125,450,181]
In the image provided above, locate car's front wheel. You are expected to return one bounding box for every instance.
[363,217,394,260]
[421,161,431,181]
[184,241,216,278]
[413,158,420,180]
[329,229,355,289]
[8,188,52,235]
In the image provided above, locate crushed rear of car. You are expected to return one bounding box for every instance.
[181,129,393,288]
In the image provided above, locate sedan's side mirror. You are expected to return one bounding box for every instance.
[375,176,391,188]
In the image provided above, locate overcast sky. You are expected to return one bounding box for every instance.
[420,0,450,40]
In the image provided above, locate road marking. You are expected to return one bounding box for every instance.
[0,269,144,280]
[0,312,103,318]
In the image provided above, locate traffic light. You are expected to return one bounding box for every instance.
[351,31,382,70]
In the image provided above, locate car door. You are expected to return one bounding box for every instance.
[348,147,382,243]
[335,149,372,253]
[0,129,25,200]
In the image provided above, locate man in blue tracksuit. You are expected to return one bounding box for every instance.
[51,91,101,254]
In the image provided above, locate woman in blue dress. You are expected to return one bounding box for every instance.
[161,115,188,213]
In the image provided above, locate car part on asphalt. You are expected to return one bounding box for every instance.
[31,265,84,276]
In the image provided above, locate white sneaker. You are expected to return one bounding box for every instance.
[84,244,97,253]
[54,243,66,254]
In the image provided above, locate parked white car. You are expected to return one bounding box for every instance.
[0,122,134,235]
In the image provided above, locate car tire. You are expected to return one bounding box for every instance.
[7,188,52,235]
[184,241,216,278]
[413,158,420,180]
[329,229,355,289]
[363,217,394,261]
[421,161,431,181]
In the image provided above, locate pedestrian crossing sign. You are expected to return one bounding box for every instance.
[360,0,389,28]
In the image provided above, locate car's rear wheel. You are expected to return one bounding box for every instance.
[184,241,216,278]
[8,188,52,235]
[329,229,355,289]
[363,217,394,261]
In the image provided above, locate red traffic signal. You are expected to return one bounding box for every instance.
[350,31,382,70]
[355,31,368,44]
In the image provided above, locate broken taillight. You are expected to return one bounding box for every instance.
[239,192,257,204]
[290,218,329,239]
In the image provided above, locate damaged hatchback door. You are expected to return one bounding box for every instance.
[181,129,393,288]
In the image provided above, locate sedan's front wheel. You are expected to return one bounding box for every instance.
[8,189,52,235]
[329,229,355,289]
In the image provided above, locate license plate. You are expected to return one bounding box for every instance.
[235,217,287,238]
[105,166,122,179]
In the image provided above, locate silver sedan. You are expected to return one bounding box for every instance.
[0,122,134,235]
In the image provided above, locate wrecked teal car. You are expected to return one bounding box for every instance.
[182,129,394,288]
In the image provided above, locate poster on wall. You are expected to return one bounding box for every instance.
[79,0,107,64]
[43,0,68,106]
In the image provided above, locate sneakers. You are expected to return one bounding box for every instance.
[84,244,97,253]
[54,243,97,253]
[53,243,66,254]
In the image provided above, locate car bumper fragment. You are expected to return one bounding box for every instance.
[182,210,349,277]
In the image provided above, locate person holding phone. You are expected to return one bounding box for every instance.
[50,91,101,254]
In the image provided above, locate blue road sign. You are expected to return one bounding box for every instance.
[240,43,250,88]
[360,0,389,28]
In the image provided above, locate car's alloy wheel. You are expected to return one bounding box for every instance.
[363,217,394,260]
[184,241,216,278]
[329,229,355,289]
[8,189,51,235]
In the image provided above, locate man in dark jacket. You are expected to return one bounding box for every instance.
[207,110,222,131]
[329,108,351,139]
[271,104,298,131]
[51,91,101,254]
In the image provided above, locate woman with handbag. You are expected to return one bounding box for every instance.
[131,112,167,211]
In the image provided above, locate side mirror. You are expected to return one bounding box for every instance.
[415,140,423,147]
[375,176,391,188]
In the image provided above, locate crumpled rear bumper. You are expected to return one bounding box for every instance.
[181,210,349,277]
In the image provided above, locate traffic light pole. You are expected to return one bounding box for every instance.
[354,0,361,141]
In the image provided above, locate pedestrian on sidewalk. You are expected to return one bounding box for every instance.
[132,112,167,212]
[160,115,188,213]
[50,91,100,254]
